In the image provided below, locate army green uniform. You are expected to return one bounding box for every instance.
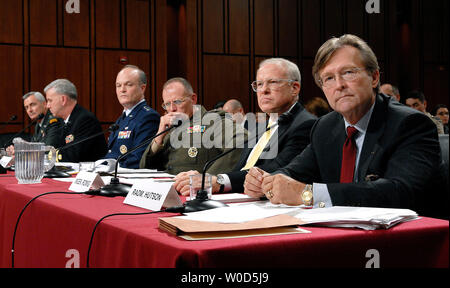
[140,106,246,175]
[31,110,64,148]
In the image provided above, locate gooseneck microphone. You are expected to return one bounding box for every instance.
[181,115,289,213]
[56,123,119,155]
[94,120,183,197]
[43,124,119,178]
[0,115,18,132]
[3,114,44,147]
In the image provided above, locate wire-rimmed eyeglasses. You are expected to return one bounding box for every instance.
[251,79,295,92]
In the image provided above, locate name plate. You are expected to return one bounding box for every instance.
[123,180,182,211]
[69,171,104,192]
[0,156,13,168]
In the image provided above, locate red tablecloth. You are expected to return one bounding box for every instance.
[0,173,448,268]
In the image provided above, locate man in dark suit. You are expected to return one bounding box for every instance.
[174,58,316,195]
[103,65,160,168]
[244,35,443,216]
[44,79,107,162]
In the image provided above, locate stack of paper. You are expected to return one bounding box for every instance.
[294,206,419,230]
[166,202,418,231]
[187,193,263,203]
[159,214,308,240]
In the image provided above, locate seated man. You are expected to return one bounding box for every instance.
[405,90,445,135]
[244,34,443,218]
[44,79,108,162]
[139,77,245,175]
[379,83,401,102]
[103,65,160,168]
[6,91,63,155]
[222,99,247,129]
[174,58,317,195]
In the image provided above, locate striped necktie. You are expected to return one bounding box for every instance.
[241,120,275,171]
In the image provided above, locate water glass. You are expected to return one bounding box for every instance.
[189,173,212,200]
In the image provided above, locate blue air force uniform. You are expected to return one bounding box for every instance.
[105,101,160,168]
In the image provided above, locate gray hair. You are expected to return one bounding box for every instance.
[44,79,78,100]
[23,91,46,103]
[120,65,147,85]
[163,77,194,95]
[258,58,302,85]
[312,34,380,91]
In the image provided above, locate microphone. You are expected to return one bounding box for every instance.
[44,124,120,178]
[181,114,290,213]
[3,114,44,147]
[93,120,183,197]
[0,115,18,132]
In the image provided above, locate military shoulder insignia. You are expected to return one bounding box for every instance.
[49,118,58,124]
[65,134,74,144]
[188,147,198,158]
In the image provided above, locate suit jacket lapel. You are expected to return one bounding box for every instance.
[264,102,301,152]
[357,95,386,181]
[234,103,301,170]
[328,115,346,182]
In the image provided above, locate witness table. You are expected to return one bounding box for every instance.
[0,173,448,268]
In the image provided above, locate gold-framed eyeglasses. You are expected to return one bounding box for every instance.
[161,98,187,110]
[251,79,295,92]
[319,67,366,88]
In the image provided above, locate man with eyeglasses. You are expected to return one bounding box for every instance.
[173,58,316,196]
[102,65,160,168]
[139,77,245,175]
[244,34,446,219]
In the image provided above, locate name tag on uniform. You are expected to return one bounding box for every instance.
[118,131,132,139]
[123,181,182,211]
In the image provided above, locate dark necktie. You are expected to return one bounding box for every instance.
[340,126,358,183]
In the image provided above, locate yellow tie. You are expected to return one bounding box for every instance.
[241,120,274,170]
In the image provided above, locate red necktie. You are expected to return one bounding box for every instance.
[340,126,358,183]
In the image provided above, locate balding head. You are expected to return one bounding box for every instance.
[223,99,245,123]
[380,83,400,101]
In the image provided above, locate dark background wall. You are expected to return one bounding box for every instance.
[1,0,448,133]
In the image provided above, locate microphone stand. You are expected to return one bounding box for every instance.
[3,114,44,148]
[45,124,119,178]
[0,115,17,132]
[182,121,280,213]
[98,121,182,197]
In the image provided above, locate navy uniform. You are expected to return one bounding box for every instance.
[59,104,108,163]
[139,106,246,175]
[105,101,160,168]
[31,110,64,148]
